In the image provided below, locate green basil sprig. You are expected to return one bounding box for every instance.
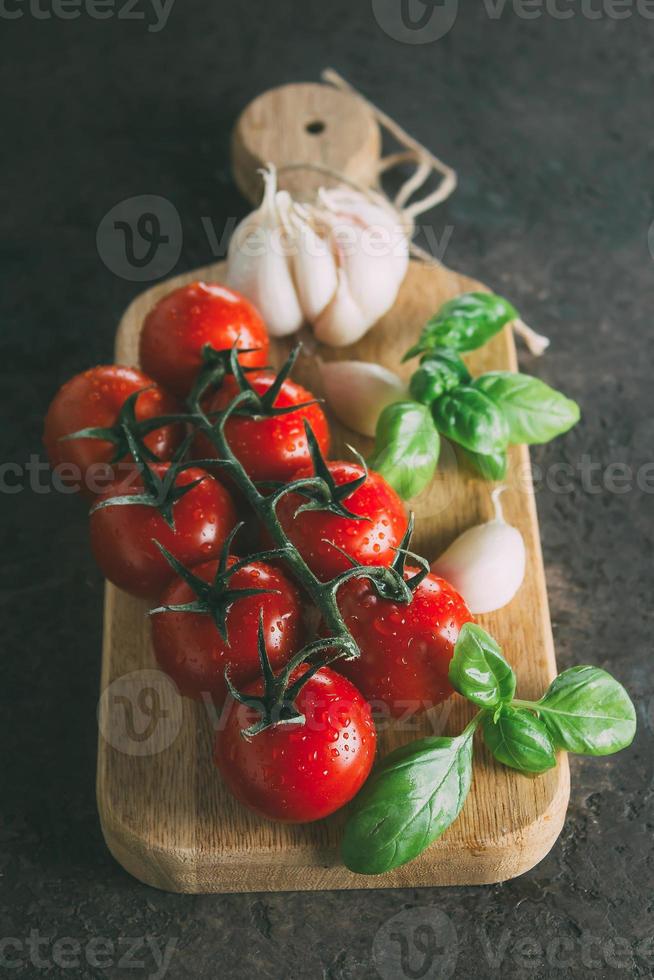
[369,293,580,493]
[473,372,580,445]
[342,725,476,875]
[368,401,440,500]
[403,292,517,361]
[367,291,582,489]
[432,386,509,456]
[342,624,636,876]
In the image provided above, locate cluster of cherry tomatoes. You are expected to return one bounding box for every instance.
[44,280,472,824]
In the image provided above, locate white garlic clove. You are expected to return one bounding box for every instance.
[226,166,304,337]
[338,237,407,326]
[317,359,408,437]
[288,207,338,322]
[312,268,372,347]
[431,488,526,614]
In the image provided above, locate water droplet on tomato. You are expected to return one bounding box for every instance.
[373,616,396,637]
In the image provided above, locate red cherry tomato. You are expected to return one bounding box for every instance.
[275,461,408,581]
[333,570,473,718]
[89,463,238,598]
[214,666,376,822]
[151,558,303,704]
[139,281,269,397]
[43,365,183,494]
[196,372,330,484]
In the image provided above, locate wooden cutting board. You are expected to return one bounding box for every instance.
[96,82,570,893]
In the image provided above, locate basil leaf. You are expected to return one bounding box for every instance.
[342,733,474,875]
[448,623,516,708]
[403,292,517,361]
[368,401,440,500]
[473,372,580,445]
[432,386,509,455]
[458,446,508,481]
[482,707,557,774]
[536,666,637,756]
[409,350,471,405]
[420,349,471,381]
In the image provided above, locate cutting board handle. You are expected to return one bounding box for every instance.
[231,82,382,204]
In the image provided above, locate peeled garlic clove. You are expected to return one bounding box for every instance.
[226,167,304,337]
[313,268,372,347]
[317,359,408,437]
[288,207,338,322]
[431,488,526,614]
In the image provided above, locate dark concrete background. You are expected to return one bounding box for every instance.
[2,1,653,977]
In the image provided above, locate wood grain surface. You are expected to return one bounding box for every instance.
[231,81,381,204]
[96,258,570,893]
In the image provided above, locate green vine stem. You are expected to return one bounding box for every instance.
[179,345,417,728]
[68,342,432,728]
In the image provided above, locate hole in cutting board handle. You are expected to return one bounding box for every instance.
[305,120,326,135]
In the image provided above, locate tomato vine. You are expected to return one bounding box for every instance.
[154,343,425,732]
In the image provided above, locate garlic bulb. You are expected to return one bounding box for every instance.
[225,165,410,347]
[431,488,526,614]
[227,167,303,337]
[317,359,408,437]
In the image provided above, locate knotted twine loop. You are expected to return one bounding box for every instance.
[277,68,549,356]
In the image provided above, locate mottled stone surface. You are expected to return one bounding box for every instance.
[2,2,653,978]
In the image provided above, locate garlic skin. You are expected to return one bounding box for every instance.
[226,167,304,337]
[431,488,526,614]
[317,359,408,437]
